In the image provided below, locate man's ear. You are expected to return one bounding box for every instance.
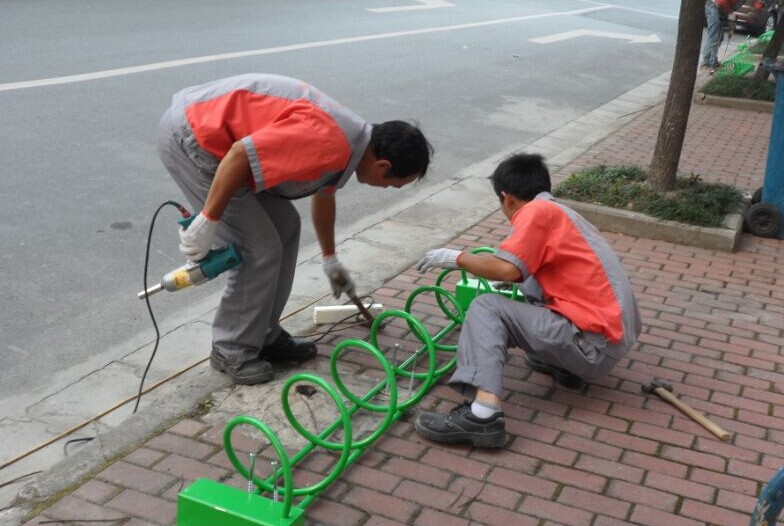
[375,159,392,176]
[501,191,513,207]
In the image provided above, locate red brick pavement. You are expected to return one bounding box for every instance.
[20,101,784,525]
[553,102,772,192]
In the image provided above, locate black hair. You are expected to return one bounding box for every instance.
[490,153,551,201]
[370,120,433,179]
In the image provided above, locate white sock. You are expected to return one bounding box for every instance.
[471,399,501,419]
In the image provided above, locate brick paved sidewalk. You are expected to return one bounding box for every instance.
[18,100,784,526]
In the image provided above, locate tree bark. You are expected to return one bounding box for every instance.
[753,12,784,81]
[649,0,704,192]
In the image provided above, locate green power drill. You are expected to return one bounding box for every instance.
[137,212,242,300]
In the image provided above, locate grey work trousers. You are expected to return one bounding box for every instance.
[449,293,626,399]
[157,107,300,364]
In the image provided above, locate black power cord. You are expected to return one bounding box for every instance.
[134,202,380,412]
[301,294,381,343]
[134,200,190,413]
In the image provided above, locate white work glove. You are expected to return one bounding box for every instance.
[322,255,356,298]
[179,211,218,262]
[416,248,462,273]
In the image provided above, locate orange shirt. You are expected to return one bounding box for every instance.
[497,195,631,343]
[176,74,371,198]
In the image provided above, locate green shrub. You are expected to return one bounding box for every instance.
[700,75,776,101]
[554,166,745,227]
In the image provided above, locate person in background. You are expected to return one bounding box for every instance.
[702,0,738,73]
[413,153,641,448]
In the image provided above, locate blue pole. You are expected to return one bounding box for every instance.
[762,66,784,239]
[750,466,784,525]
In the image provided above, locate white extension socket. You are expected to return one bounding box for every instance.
[313,303,384,325]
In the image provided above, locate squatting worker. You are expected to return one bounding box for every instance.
[413,153,640,448]
[157,74,433,385]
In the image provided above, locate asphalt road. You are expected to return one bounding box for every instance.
[0,0,679,405]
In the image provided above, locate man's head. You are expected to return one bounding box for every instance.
[490,153,551,219]
[356,120,433,188]
[490,153,551,200]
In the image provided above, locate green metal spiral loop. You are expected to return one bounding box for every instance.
[223,415,295,518]
[365,309,438,411]
[216,255,512,522]
[279,374,352,495]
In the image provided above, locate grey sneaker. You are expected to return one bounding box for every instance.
[415,402,506,448]
[525,354,584,389]
[210,352,274,385]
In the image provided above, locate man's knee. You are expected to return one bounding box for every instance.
[468,293,508,316]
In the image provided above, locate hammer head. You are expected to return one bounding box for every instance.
[641,378,673,394]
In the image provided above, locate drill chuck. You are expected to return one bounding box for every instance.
[138,244,241,299]
[137,262,208,299]
[162,262,209,290]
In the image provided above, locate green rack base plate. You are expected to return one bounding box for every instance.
[454,278,525,312]
[178,478,305,526]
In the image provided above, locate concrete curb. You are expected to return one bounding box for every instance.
[4,367,233,524]
[693,90,774,113]
[559,198,746,253]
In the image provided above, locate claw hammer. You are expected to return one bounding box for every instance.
[641,378,731,442]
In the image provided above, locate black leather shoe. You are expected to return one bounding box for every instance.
[210,352,274,385]
[260,330,317,363]
[415,402,506,448]
[525,354,585,389]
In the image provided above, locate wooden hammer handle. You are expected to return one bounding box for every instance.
[348,292,375,325]
[655,387,732,442]
[330,271,375,325]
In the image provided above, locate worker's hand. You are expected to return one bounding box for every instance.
[179,211,218,262]
[491,281,515,291]
[415,248,462,273]
[322,255,355,298]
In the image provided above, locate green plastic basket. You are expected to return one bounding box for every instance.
[757,30,775,45]
[716,51,757,77]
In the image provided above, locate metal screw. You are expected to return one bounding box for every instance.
[408,351,419,396]
[247,453,256,493]
[382,344,401,395]
[270,460,279,501]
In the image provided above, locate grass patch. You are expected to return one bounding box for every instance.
[554,165,745,227]
[700,75,776,101]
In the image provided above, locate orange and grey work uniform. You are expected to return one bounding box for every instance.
[449,192,641,398]
[157,74,371,364]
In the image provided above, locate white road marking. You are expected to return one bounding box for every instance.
[0,5,611,93]
[575,0,679,19]
[368,0,455,13]
[530,29,661,44]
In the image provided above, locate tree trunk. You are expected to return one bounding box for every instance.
[753,12,784,81]
[649,0,704,192]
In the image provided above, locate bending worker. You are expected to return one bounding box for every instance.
[414,153,640,448]
[157,73,432,385]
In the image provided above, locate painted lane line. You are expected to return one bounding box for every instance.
[0,5,611,93]
[368,0,455,13]
[530,29,661,44]
[575,0,679,20]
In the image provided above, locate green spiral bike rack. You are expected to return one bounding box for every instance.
[176,248,524,526]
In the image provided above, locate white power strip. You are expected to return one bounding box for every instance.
[313,304,384,325]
